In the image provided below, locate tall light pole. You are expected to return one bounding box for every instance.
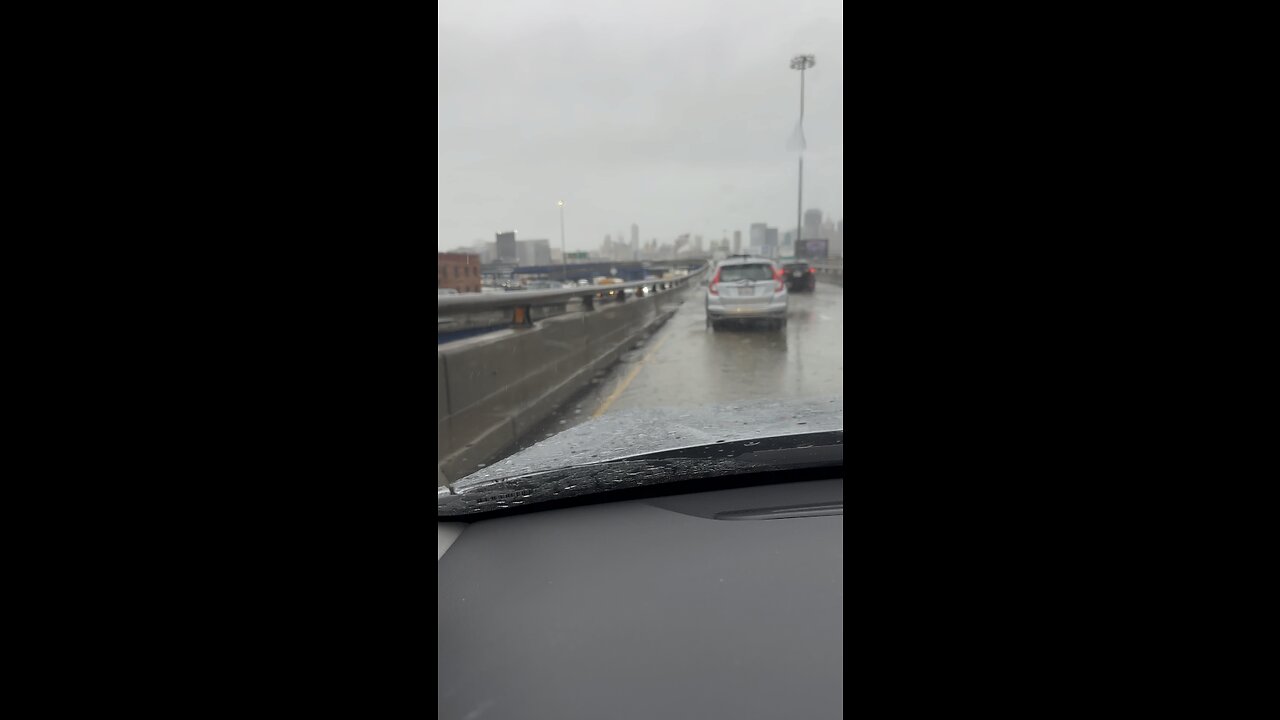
[791,54,814,259]
[558,200,566,283]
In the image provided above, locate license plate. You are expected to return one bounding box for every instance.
[738,287,754,296]
[792,271,803,277]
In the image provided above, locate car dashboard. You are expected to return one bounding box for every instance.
[438,475,843,720]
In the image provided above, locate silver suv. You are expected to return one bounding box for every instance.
[705,255,787,330]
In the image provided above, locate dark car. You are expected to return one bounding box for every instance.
[782,261,817,292]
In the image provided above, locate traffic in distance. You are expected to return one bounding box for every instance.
[782,260,817,292]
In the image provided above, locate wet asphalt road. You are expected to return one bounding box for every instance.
[516,281,844,450]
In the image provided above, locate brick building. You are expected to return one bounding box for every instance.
[438,252,481,293]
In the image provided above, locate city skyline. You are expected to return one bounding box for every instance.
[448,207,841,262]
[454,211,840,250]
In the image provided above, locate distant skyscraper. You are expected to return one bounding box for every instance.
[631,224,639,246]
[765,227,779,258]
[733,231,741,253]
[694,235,703,252]
[749,224,766,253]
[472,239,497,263]
[516,239,552,266]
[496,231,517,263]
[803,209,822,239]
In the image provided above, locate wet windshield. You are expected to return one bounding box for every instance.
[438,0,843,498]
[719,264,775,282]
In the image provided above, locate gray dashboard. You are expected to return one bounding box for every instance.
[438,479,843,720]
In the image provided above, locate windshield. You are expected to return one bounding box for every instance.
[718,264,775,282]
[438,0,843,502]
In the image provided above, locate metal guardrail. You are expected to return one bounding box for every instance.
[438,263,710,325]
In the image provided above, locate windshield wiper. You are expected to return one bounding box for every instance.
[438,429,842,518]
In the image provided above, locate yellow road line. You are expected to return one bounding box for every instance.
[592,330,672,418]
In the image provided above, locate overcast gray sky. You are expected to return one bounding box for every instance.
[438,0,843,252]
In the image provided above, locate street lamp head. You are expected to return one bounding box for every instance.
[790,55,815,70]
[557,200,564,207]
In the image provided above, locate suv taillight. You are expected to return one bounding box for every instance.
[709,269,721,295]
[774,268,784,292]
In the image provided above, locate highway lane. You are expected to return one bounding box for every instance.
[512,282,843,452]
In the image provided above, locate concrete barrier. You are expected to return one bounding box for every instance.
[437,286,689,483]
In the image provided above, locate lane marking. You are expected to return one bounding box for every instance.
[592,330,673,418]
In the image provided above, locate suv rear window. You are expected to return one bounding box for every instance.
[718,264,774,282]
[784,262,810,271]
